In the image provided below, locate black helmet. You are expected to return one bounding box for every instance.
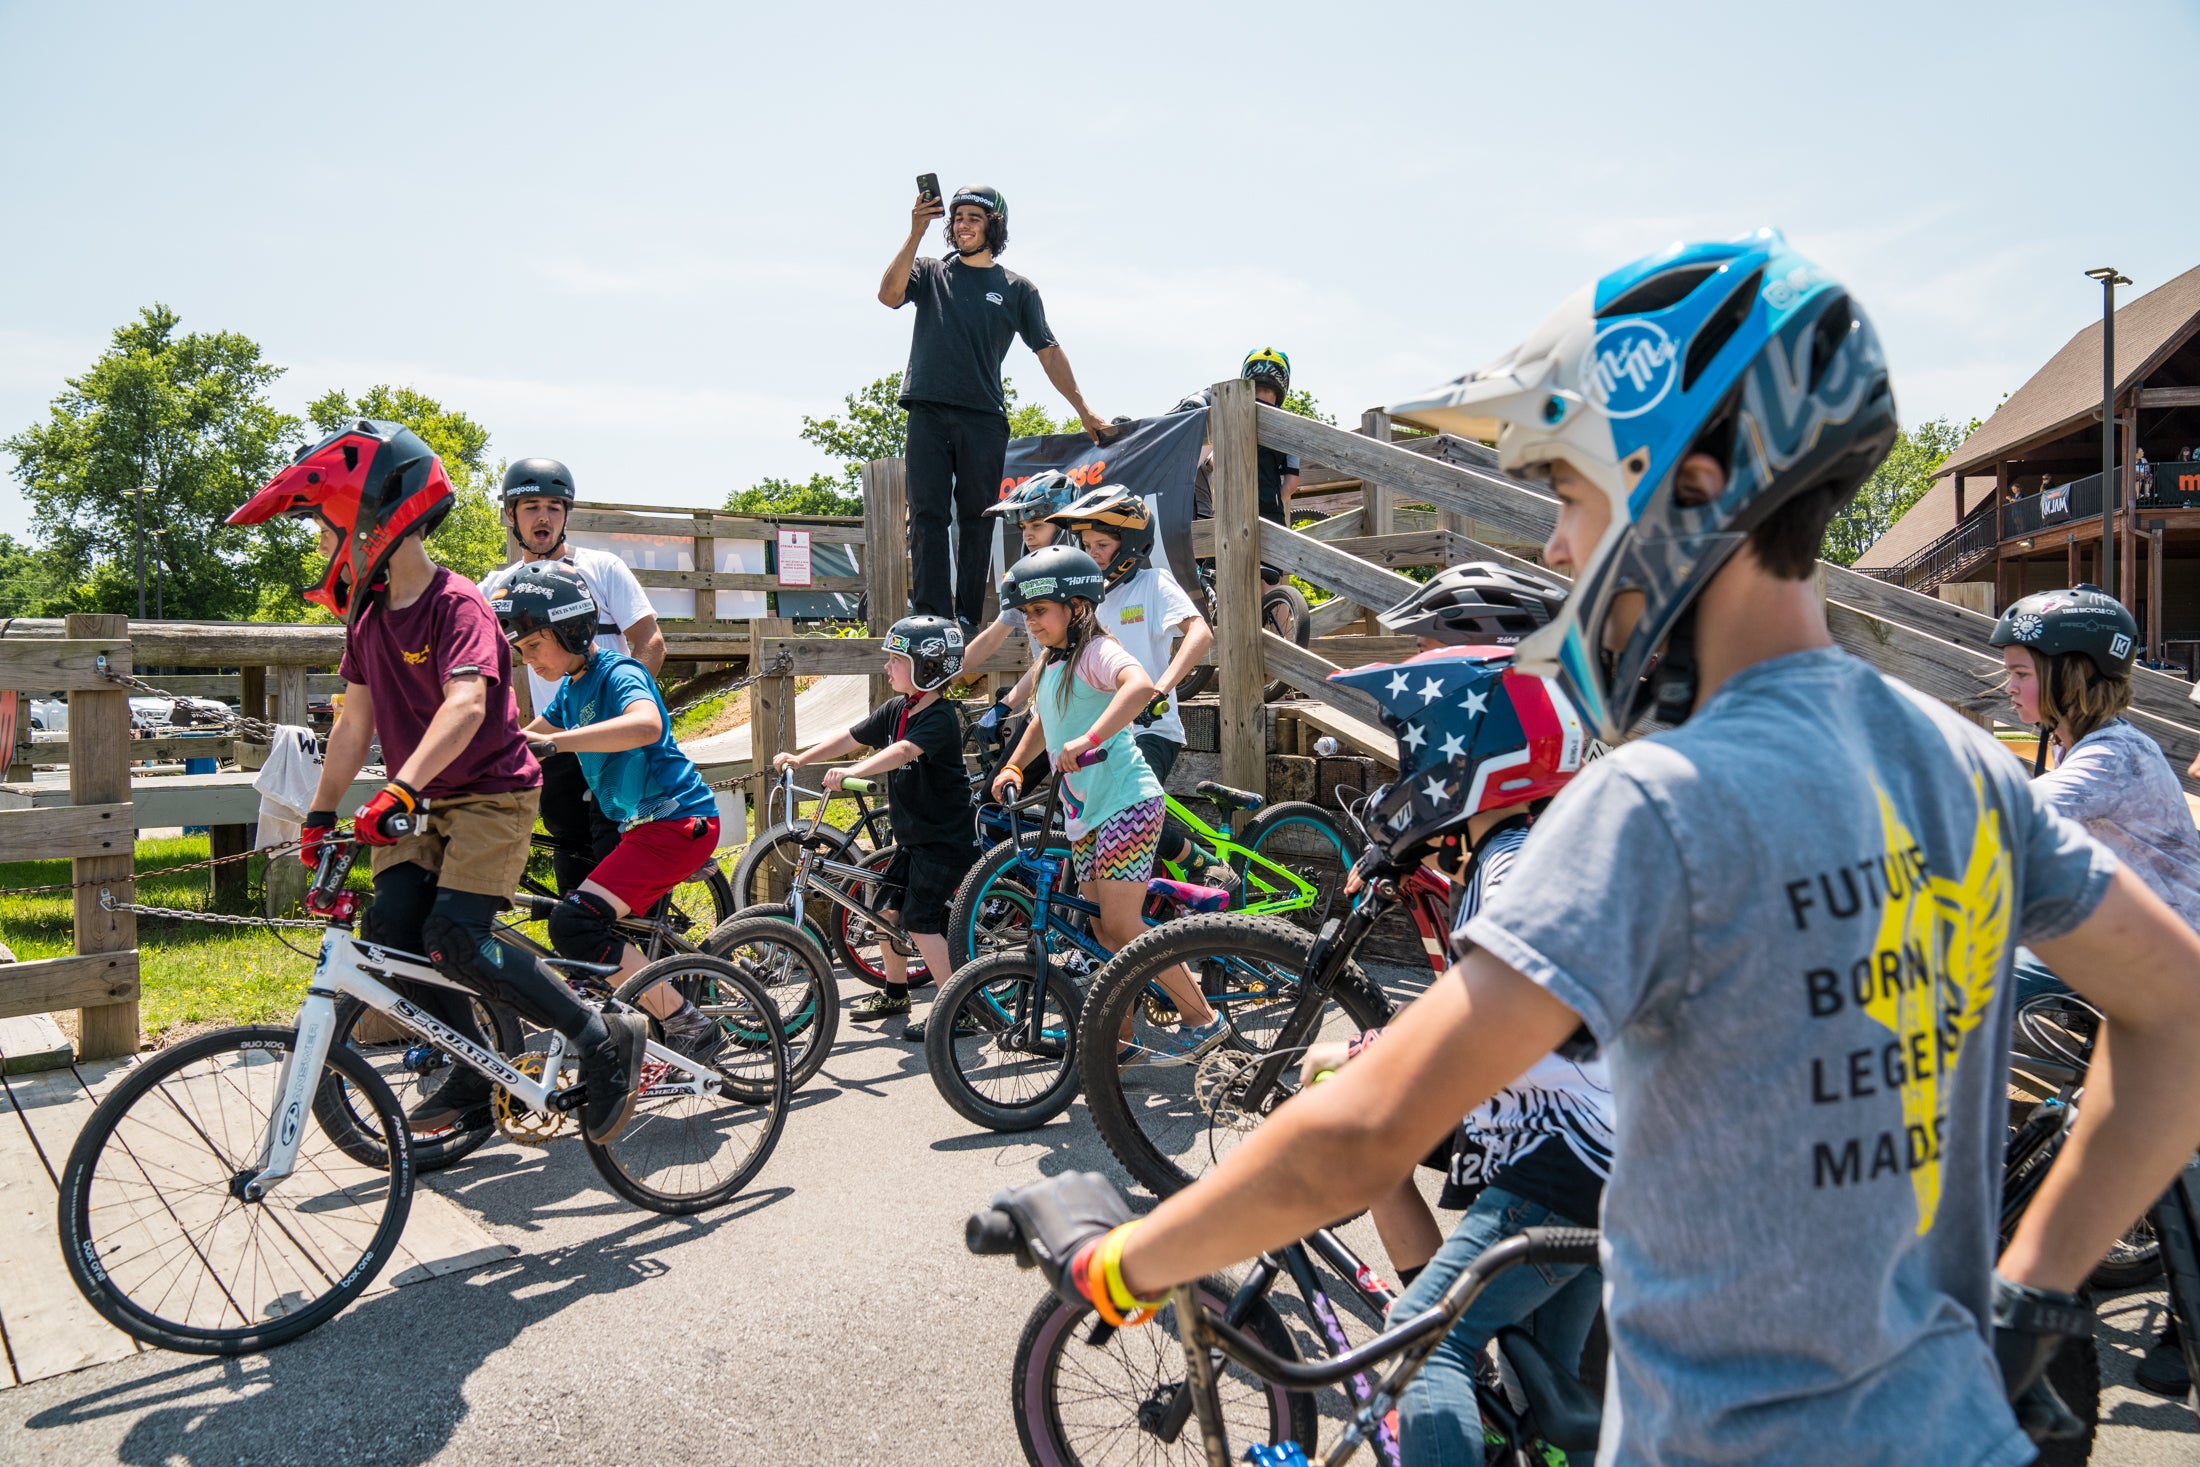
[1001,544,1106,612]
[1241,348,1291,399]
[1379,562,1569,646]
[1989,584,2138,680]
[1049,484,1154,589]
[947,184,1008,257]
[949,184,1006,220]
[501,458,577,508]
[492,561,599,655]
[883,614,964,692]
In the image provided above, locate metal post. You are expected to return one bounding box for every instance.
[2085,267,2130,600]
[132,484,147,619]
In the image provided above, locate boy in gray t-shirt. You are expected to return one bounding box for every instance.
[983,236,2200,1467]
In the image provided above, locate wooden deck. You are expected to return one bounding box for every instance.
[0,1036,517,1388]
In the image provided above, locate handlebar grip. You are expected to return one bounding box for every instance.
[1519,1226,1599,1268]
[1073,745,1109,769]
[383,810,421,839]
[840,777,876,794]
[965,1208,1024,1259]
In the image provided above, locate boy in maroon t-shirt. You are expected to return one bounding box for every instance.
[228,419,645,1146]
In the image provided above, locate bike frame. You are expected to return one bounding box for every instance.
[974,794,1321,917]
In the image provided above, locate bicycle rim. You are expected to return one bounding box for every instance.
[59,1026,414,1354]
[699,908,839,1091]
[1013,1283,1313,1467]
[1240,804,1358,934]
[595,957,790,1213]
[929,953,1083,1132]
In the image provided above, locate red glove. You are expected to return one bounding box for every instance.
[353,779,421,846]
[300,810,338,868]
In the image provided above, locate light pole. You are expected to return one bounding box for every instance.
[127,483,151,617]
[148,526,165,620]
[2084,267,2131,599]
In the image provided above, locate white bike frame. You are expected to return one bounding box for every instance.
[243,918,723,1198]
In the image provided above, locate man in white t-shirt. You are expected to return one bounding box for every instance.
[480,457,664,894]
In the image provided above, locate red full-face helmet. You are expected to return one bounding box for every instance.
[227,419,453,623]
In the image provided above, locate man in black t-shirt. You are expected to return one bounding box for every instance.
[879,183,1112,632]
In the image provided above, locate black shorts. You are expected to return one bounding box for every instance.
[879,839,979,936]
[1134,731,1181,789]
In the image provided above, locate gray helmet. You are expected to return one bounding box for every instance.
[501,457,576,508]
[1379,562,1569,646]
[986,470,1080,526]
[1989,584,2138,680]
[1001,545,1106,612]
[884,614,964,692]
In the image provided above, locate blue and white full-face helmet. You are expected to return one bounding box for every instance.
[1386,229,1896,740]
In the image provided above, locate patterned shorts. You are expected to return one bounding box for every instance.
[1071,796,1166,883]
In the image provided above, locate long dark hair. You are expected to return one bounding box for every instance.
[1045,598,1101,716]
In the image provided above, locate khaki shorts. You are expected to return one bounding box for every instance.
[368,787,540,898]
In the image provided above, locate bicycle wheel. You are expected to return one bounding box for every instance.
[1081,913,1391,1198]
[832,844,933,989]
[698,908,840,1091]
[2088,1215,2161,1290]
[314,992,523,1173]
[947,835,1051,971]
[594,956,790,1214]
[730,821,861,910]
[660,857,737,944]
[1239,800,1360,934]
[926,950,1084,1132]
[58,1025,414,1354]
[2036,1328,2100,1467]
[1011,1280,1315,1467]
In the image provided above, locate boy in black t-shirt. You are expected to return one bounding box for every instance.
[772,615,978,1032]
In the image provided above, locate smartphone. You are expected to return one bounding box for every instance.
[917,173,941,205]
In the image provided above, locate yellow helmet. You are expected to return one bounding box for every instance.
[1241,347,1291,398]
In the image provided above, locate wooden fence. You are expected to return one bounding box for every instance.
[0,615,140,1058]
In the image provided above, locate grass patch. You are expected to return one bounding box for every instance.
[0,835,373,1041]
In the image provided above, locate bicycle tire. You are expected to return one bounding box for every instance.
[2035,1328,2101,1467]
[698,908,840,1091]
[662,858,737,943]
[1011,1280,1315,1467]
[315,992,523,1174]
[831,843,932,989]
[947,834,1056,971]
[2087,1215,2161,1290]
[1238,800,1361,935]
[729,821,862,910]
[591,956,790,1214]
[1081,913,1391,1198]
[58,1025,415,1355]
[926,950,1084,1132]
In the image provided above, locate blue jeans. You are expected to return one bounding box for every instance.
[1393,1185,1602,1467]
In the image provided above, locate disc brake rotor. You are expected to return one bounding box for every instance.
[494,1051,565,1145]
[1193,1049,1280,1133]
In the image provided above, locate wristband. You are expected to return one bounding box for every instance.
[1093,1222,1164,1326]
[1001,763,1024,784]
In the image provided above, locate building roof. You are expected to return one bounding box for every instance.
[1852,476,1961,571]
[1939,262,2200,479]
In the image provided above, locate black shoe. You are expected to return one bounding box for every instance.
[849,991,912,1020]
[579,1007,649,1145]
[662,1002,726,1068]
[407,1066,495,1134]
[2135,1321,2191,1398]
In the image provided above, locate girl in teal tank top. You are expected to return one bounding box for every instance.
[990,546,1223,1057]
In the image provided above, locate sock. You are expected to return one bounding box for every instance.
[885,983,909,1001]
[570,1011,611,1052]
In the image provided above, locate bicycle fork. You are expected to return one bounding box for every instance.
[245,989,343,1197]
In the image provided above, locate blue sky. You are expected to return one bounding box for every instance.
[4,0,2197,545]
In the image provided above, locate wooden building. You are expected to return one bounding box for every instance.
[1855,262,2200,670]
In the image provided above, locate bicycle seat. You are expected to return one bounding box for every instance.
[1145,876,1229,914]
[1194,780,1265,814]
[1494,1326,1601,1454]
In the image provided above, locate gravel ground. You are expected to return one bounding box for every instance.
[2,967,2192,1466]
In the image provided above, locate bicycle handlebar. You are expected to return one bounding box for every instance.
[839,776,877,794]
[965,1207,1025,1260]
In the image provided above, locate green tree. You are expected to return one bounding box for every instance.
[1821,415,1979,566]
[0,533,69,617]
[725,472,861,518]
[3,304,303,620]
[308,385,508,583]
[1281,388,1335,426]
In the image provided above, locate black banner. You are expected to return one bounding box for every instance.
[997,407,1208,591]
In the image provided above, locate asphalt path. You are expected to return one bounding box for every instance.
[1,966,2193,1465]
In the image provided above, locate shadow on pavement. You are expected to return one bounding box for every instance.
[22,1195,789,1467]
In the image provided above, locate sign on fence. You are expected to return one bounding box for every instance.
[776,528,812,588]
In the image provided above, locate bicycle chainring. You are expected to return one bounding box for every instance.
[1142,992,1182,1027]
[493,1052,565,1146]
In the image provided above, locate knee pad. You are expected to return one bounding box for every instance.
[548,889,622,967]
[419,895,501,991]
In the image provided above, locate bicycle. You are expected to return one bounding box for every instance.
[946,778,1360,973]
[971,1199,1604,1467]
[925,753,1249,1133]
[57,829,791,1356]
[1078,839,1462,1198]
[519,827,736,932]
[728,768,894,910]
[1175,558,1311,704]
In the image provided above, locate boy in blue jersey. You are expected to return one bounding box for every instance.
[498,563,726,1061]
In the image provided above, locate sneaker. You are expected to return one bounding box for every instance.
[407,1065,495,1134]
[2135,1321,2191,1398]
[902,1010,983,1044]
[661,1001,726,1068]
[1200,863,1244,906]
[579,1007,649,1145]
[1147,1014,1229,1068]
[849,990,912,1021]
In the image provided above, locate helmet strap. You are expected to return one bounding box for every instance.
[2031,726,2051,777]
[1648,605,1701,726]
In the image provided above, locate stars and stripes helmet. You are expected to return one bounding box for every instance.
[1330,647,1594,862]
[1386,229,1896,741]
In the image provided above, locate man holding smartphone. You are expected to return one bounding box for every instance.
[878,181,1111,633]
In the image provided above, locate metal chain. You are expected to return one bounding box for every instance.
[99,888,326,930]
[5,838,306,896]
[661,650,794,721]
[97,663,285,743]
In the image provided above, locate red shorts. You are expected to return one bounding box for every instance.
[585,815,720,913]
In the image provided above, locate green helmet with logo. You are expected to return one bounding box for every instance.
[1000,545,1106,612]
